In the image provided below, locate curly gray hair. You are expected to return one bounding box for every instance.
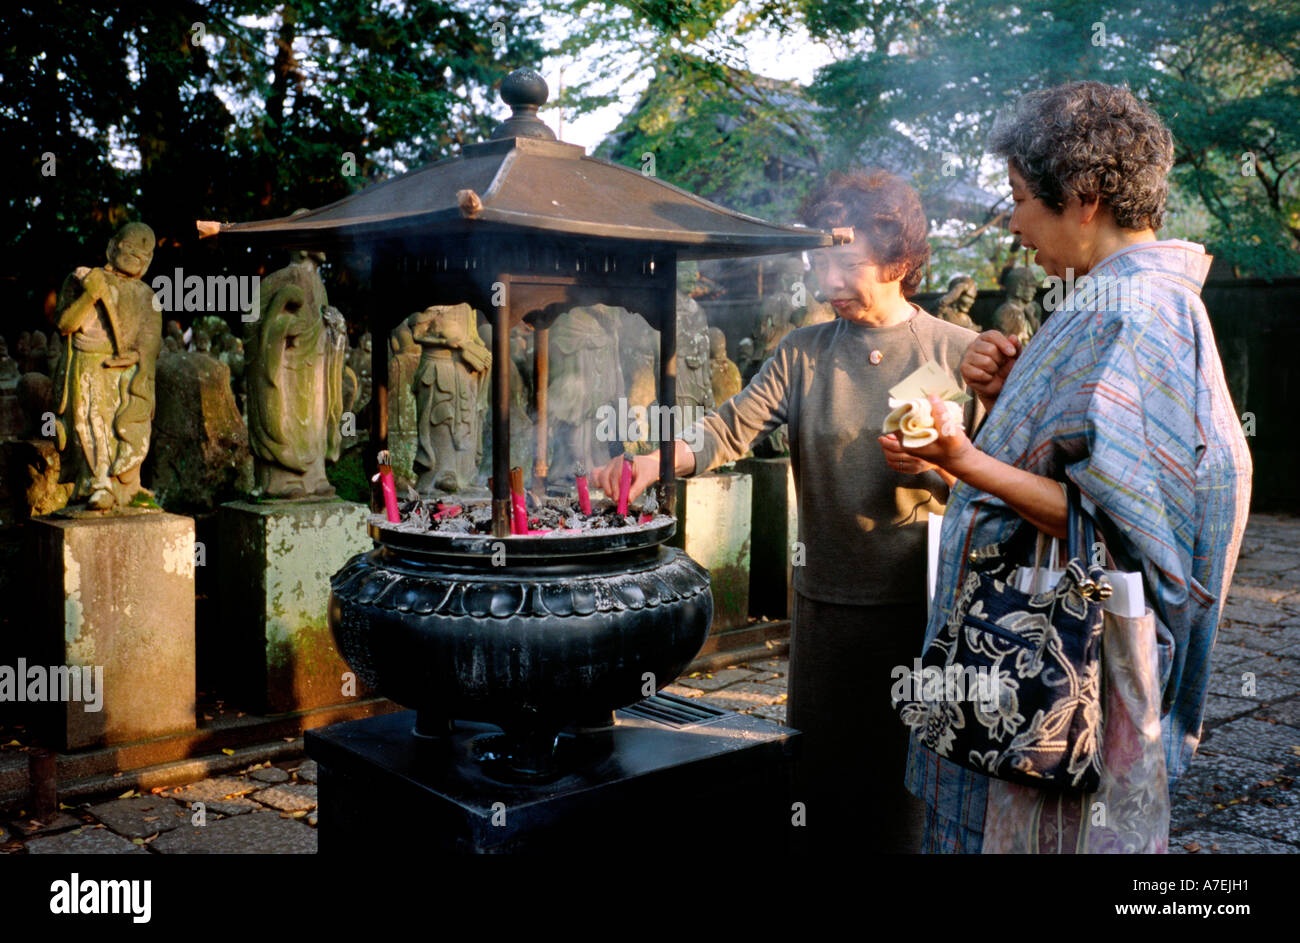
[988,81,1174,231]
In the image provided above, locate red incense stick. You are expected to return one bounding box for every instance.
[575,469,593,516]
[375,450,400,523]
[617,452,633,517]
[510,467,528,535]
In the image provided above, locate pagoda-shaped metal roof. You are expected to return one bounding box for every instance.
[201,68,833,260]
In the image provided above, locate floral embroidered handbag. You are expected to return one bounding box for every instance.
[896,482,1109,792]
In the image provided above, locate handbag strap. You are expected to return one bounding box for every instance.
[970,480,1107,594]
[1063,479,1112,597]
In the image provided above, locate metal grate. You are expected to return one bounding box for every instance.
[619,692,730,728]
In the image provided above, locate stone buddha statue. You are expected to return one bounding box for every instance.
[51,221,161,510]
[708,327,742,405]
[675,266,714,416]
[995,267,1042,346]
[407,304,490,494]
[935,275,979,330]
[244,247,348,498]
[548,303,623,482]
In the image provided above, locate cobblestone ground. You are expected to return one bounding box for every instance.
[1,759,319,854]
[2,514,1296,854]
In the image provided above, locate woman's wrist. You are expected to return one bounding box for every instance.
[675,438,698,477]
[941,441,984,482]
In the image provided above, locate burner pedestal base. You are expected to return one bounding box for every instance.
[307,702,800,854]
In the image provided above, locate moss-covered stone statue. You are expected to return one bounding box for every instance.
[52,221,161,510]
[244,248,348,498]
[708,327,742,405]
[995,267,1042,346]
[548,304,622,482]
[676,264,713,415]
[935,275,979,331]
[407,304,490,495]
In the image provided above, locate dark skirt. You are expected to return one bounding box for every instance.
[787,592,928,854]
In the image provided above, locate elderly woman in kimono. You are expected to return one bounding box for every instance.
[882,80,1252,853]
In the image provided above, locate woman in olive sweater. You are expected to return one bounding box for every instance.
[592,169,981,853]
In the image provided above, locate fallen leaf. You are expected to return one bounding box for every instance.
[150,786,166,794]
[221,748,235,756]
[117,789,136,799]
[1183,841,1202,853]
[143,816,160,822]
[3,740,20,747]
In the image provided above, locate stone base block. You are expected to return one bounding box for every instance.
[23,513,196,749]
[217,499,372,713]
[671,471,751,632]
[735,457,796,620]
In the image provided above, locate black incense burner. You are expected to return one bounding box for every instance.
[329,516,711,778]
[206,65,831,786]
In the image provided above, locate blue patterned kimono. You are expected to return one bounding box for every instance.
[904,240,1253,852]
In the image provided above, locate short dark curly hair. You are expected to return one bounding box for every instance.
[989,81,1174,230]
[801,169,930,296]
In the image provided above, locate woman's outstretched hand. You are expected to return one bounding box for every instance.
[961,329,1020,410]
[589,452,662,506]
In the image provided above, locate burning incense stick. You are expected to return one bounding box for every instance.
[510,467,528,535]
[574,461,593,516]
[373,450,401,523]
[617,452,633,517]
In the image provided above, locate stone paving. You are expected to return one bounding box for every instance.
[1,513,1297,854]
[1,759,318,854]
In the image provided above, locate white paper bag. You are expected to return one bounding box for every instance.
[927,512,943,619]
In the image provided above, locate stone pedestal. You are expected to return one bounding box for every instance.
[735,457,796,620]
[25,513,196,749]
[670,471,751,632]
[307,701,798,854]
[216,499,372,714]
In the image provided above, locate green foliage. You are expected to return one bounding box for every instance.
[806,0,1300,277]
[596,51,820,221]
[553,0,1300,279]
[2,0,549,312]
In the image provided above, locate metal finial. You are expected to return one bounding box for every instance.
[489,68,557,141]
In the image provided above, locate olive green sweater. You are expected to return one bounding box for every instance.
[687,307,981,606]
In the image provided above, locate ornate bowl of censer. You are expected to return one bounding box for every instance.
[329,513,711,777]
